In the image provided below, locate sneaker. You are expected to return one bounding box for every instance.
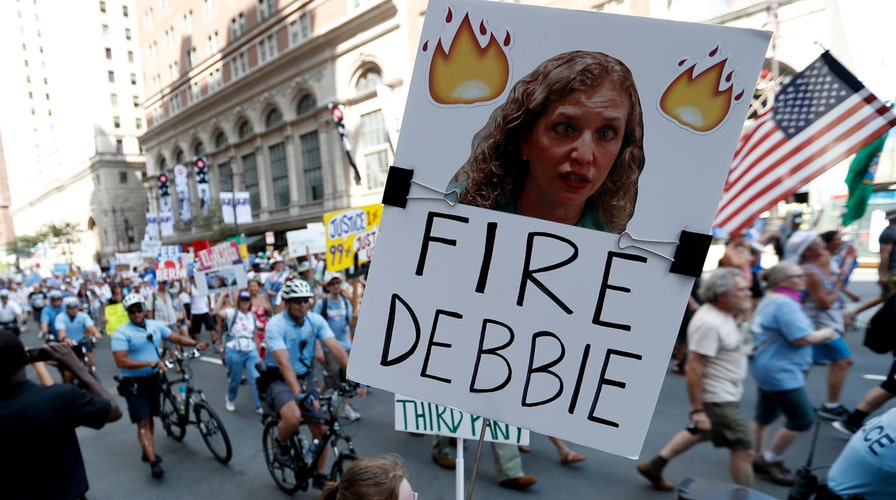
[832,419,859,436]
[340,404,361,421]
[150,458,164,479]
[225,398,236,412]
[141,452,162,463]
[753,455,794,486]
[817,404,851,421]
[255,407,264,415]
[274,440,292,466]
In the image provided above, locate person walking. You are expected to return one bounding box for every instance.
[637,268,754,490]
[748,262,837,486]
[216,291,263,414]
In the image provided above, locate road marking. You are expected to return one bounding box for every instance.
[198,356,223,366]
[862,374,887,381]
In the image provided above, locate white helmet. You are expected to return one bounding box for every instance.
[280,279,313,300]
[122,293,145,310]
[48,290,63,300]
[63,297,80,309]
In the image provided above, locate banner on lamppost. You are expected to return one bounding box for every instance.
[234,191,252,224]
[159,211,175,237]
[220,193,235,224]
[145,212,160,240]
[173,163,192,223]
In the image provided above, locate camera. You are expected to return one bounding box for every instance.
[26,347,53,363]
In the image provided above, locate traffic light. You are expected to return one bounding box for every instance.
[329,102,345,128]
[328,102,362,185]
[193,156,209,183]
[158,172,170,197]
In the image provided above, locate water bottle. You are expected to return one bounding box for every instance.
[309,438,320,457]
[300,438,311,463]
[178,384,187,415]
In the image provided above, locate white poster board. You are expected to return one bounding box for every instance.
[194,264,248,296]
[287,225,327,257]
[348,0,770,458]
[394,394,529,445]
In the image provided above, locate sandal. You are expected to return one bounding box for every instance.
[560,450,586,464]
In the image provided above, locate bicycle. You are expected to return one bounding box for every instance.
[44,335,100,387]
[261,382,360,494]
[157,349,233,464]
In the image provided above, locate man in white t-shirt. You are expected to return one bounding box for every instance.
[637,268,754,490]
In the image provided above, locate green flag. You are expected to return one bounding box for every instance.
[843,132,888,227]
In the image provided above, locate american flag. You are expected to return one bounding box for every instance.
[713,52,896,235]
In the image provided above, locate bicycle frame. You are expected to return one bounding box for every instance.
[161,350,208,425]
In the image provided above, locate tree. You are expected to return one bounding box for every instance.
[4,222,82,262]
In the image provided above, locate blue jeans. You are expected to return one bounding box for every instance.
[226,349,261,409]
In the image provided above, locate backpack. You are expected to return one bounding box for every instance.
[864,295,896,354]
[320,296,347,319]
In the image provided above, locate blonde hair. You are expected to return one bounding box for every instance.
[759,261,802,289]
[452,50,645,233]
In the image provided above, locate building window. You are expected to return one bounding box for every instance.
[123,5,129,17]
[231,51,247,79]
[258,34,276,63]
[214,131,228,149]
[108,70,115,82]
[119,171,128,183]
[110,93,118,107]
[189,81,201,103]
[360,110,389,189]
[105,47,112,59]
[270,142,289,208]
[230,14,245,39]
[356,68,383,93]
[146,8,153,27]
[207,31,220,54]
[175,150,185,165]
[113,116,121,128]
[237,120,253,140]
[194,143,205,157]
[204,0,217,18]
[136,117,143,129]
[265,108,282,129]
[296,94,316,116]
[116,140,124,154]
[258,0,275,21]
[130,73,137,85]
[218,161,232,191]
[102,24,109,36]
[242,153,260,213]
[125,28,132,40]
[99,1,106,13]
[184,10,193,35]
[209,67,223,92]
[133,95,140,107]
[187,47,197,69]
[165,27,174,49]
[128,50,134,63]
[301,132,323,201]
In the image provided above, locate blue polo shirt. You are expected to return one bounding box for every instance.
[111,319,172,377]
[41,303,65,335]
[55,311,94,342]
[264,311,334,375]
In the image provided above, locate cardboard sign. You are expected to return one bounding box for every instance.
[348,0,770,458]
[287,225,327,257]
[104,303,128,334]
[395,394,529,444]
[141,239,162,258]
[154,245,184,282]
[323,204,382,272]
[194,264,248,296]
[196,241,242,271]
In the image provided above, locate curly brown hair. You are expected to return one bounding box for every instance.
[451,50,645,233]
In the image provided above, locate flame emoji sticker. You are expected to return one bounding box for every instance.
[421,9,512,105]
[659,46,745,133]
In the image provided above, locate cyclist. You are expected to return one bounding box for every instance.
[111,293,208,479]
[29,284,47,323]
[40,290,65,340]
[313,272,360,421]
[264,279,365,488]
[0,289,25,337]
[55,296,103,384]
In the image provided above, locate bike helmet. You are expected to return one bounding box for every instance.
[48,290,63,300]
[122,293,145,311]
[280,279,313,300]
[63,297,80,309]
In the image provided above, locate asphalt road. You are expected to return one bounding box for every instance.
[20,270,893,499]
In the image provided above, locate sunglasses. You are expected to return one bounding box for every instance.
[127,307,145,314]
[287,298,310,305]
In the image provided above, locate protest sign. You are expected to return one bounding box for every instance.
[287,224,327,257]
[141,239,162,258]
[196,241,243,271]
[323,204,382,272]
[194,264,248,296]
[348,0,770,458]
[395,394,528,445]
[155,245,184,282]
[104,303,128,334]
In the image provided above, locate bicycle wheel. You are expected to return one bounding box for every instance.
[262,420,303,494]
[159,391,186,441]
[329,451,358,483]
[194,401,232,464]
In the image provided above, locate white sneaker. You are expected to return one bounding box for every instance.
[225,398,236,412]
[340,404,361,421]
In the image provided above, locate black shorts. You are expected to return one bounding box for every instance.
[189,312,216,335]
[265,374,327,422]
[123,374,163,423]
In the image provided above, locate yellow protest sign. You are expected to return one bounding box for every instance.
[104,303,128,335]
[323,203,381,272]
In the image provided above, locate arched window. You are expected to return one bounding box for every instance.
[237,120,254,140]
[355,67,383,93]
[174,149,184,165]
[159,158,168,172]
[265,108,283,129]
[296,94,316,116]
[214,131,228,149]
[194,142,205,157]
